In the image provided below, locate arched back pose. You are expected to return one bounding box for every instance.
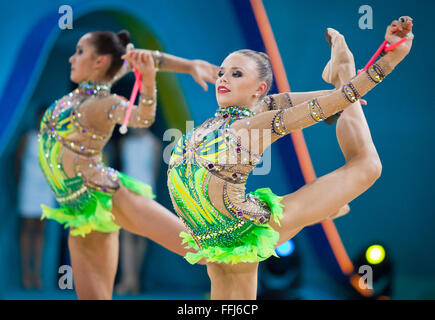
[167,18,413,299]
[38,30,218,299]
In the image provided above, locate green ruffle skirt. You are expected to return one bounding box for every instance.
[41,172,155,237]
[180,187,284,264]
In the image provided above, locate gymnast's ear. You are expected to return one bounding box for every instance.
[95,55,111,70]
[255,81,268,97]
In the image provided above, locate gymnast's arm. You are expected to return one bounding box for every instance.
[241,20,413,151]
[131,49,218,91]
[149,50,200,74]
[255,90,334,112]
[288,90,335,105]
[105,50,158,128]
[104,82,157,129]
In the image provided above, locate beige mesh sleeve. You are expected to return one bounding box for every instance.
[256,89,333,114]
[245,54,395,144]
[106,91,157,128]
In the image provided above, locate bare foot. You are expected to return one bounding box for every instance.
[322,28,356,88]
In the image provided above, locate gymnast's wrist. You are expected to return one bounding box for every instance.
[379,50,405,73]
[139,87,157,105]
[141,78,156,90]
[140,82,156,97]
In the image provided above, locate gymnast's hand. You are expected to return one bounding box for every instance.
[121,49,156,86]
[189,60,219,91]
[384,16,414,61]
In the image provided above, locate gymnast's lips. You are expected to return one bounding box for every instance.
[217,86,230,94]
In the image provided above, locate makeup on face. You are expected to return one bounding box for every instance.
[69,35,100,83]
[215,54,263,107]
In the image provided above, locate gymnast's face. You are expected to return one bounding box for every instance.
[216,53,267,108]
[69,34,109,83]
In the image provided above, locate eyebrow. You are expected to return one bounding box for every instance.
[219,67,245,71]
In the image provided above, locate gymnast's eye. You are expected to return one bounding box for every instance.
[232,70,242,77]
[399,17,406,23]
[218,70,224,77]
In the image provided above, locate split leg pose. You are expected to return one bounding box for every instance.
[166,18,414,299]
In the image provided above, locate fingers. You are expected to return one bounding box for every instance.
[390,20,408,37]
[385,22,402,43]
[121,50,155,75]
[210,65,220,82]
[192,62,218,90]
[200,62,219,83]
[390,20,399,33]
[399,16,413,34]
[387,16,414,39]
[198,80,208,91]
[197,79,208,91]
[125,43,134,57]
[206,72,218,83]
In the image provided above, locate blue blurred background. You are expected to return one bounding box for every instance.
[0,0,433,300]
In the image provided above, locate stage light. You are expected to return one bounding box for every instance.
[350,242,393,299]
[275,239,295,257]
[259,238,301,300]
[365,244,385,265]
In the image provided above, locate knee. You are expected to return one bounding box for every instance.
[207,263,226,280]
[358,154,382,186]
[207,262,258,279]
[68,230,118,251]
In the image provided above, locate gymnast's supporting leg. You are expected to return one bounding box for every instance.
[207,31,382,301]
[68,230,119,300]
[68,178,202,300]
[203,102,381,300]
[205,97,382,300]
[207,262,260,300]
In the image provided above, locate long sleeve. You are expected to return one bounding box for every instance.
[244,53,396,141]
[254,90,334,113]
[106,89,157,128]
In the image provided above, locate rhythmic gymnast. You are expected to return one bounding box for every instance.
[38,29,218,299]
[166,17,414,299]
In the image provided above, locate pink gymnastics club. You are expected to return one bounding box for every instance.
[119,58,142,135]
[358,37,407,74]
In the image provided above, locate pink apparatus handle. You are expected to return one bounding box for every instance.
[119,66,142,134]
[358,37,407,74]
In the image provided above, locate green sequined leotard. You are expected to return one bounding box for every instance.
[39,81,154,237]
[168,106,283,264]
